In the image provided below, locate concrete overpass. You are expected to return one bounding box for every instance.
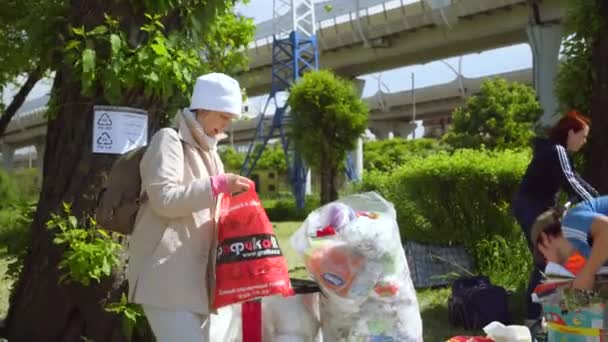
[1,95,48,170]
[227,67,532,146]
[239,0,567,97]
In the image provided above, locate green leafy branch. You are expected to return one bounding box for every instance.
[47,202,123,286]
[63,6,254,122]
[555,0,605,115]
[65,13,201,105]
[104,293,144,339]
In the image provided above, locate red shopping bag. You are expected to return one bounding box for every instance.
[213,184,294,309]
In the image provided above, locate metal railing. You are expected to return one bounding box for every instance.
[249,0,450,50]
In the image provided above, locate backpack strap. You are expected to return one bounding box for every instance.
[139,127,183,205]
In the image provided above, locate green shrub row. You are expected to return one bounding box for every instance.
[359,148,530,245]
[359,148,533,290]
[0,201,35,280]
[363,138,452,172]
[262,196,320,222]
[0,168,40,280]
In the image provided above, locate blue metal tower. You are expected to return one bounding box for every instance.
[240,0,318,209]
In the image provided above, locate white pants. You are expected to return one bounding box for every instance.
[143,305,242,342]
[143,305,210,342]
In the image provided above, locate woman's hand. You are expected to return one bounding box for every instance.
[211,173,252,196]
[225,173,251,194]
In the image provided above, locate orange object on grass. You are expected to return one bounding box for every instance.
[446,337,493,342]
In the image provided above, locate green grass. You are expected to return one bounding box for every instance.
[418,288,527,341]
[273,221,308,279]
[418,288,480,340]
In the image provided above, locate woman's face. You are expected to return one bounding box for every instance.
[196,110,234,136]
[567,125,589,152]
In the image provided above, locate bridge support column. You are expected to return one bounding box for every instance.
[354,137,363,179]
[305,169,312,195]
[369,123,392,140]
[527,22,563,127]
[350,77,365,181]
[1,143,14,171]
[393,121,417,139]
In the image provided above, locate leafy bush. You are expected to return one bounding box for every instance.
[0,169,40,280]
[359,148,530,246]
[0,201,35,280]
[474,234,532,291]
[220,144,287,173]
[219,146,245,172]
[360,149,532,290]
[0,168,40,206]
[443,78,542,150]
[364,138,452,172]
[0,169,19,208]
[0,167,40,208]
[11,168,40,202]
[555,0,602,115]
[263,196,320,222]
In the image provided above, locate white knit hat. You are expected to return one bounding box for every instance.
[189,73,242,118]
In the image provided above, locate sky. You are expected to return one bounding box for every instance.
[4,0,533,118]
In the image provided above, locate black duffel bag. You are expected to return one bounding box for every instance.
[448,275,511,330]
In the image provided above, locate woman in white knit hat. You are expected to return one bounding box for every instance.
[127,73,251,341]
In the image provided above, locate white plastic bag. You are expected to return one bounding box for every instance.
[484,321,532,342]
[291,192,423,341]
[262,293,322,342]
[209,304,242,342]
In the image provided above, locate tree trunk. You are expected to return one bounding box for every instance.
[328,166,338,203]
[5,2,163,340]
[320,174,329,205]
[0,66,43,137]
[319,154,339,205]
[5,63,158,342]
[588,0,608,193]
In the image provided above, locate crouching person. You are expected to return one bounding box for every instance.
[127,73,251,341]
[531,196,608,290]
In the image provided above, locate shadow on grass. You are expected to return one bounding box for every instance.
[418,287,528,341]
[421,300,480,341]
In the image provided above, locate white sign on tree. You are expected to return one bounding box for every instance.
[92,106,148,154]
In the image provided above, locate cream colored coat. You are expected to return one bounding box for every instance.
[127,112,224,315]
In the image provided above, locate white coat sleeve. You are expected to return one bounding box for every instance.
[140,128,214,218]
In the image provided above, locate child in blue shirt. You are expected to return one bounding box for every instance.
[531,196,608,289]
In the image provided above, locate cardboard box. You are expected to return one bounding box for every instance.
[537,285,608,341]
[546,322,607,342]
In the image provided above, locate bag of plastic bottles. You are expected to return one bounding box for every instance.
[291,192,423,341]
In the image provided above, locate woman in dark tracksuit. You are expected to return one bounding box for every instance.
[512,110,597,324]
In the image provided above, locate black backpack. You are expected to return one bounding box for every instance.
[448,276,510,330]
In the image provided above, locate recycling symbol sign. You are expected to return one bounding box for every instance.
[97,132,113,145]
[93,106,148,154]
[97,113,112,126]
